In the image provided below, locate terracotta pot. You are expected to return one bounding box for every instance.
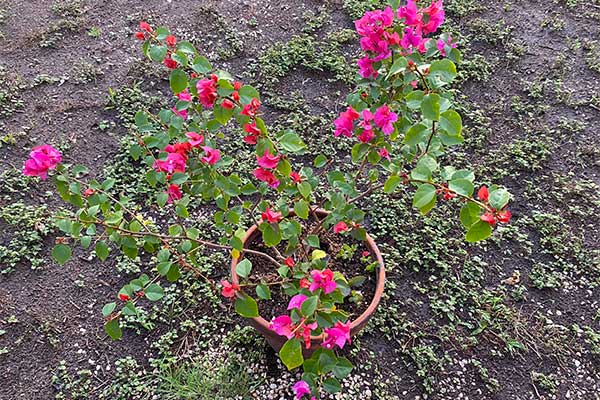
[230,209,386,357]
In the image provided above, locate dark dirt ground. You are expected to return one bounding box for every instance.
[0,0,599,399]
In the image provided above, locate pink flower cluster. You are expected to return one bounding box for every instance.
[23,145,62,180]
[355,1,446,78]
[254,149,281,188]
[270,315,317,349]
[334,104,398,153]
[269,268,351,353]
[152,131,221,202]
[293,380,315,400]
[197,75,219,108]
[309,269,337,294]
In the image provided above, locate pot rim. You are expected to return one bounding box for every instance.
[230,208,386,342]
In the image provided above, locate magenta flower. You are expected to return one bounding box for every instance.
[437,35,457,57]
[354,7,394,38]
[196,78,218,108]
[358,109,375,142]
[292,380,311,399]
[153,152,187,174]
[309,269,337,294]
[400,27,422,50]
[257,150,280,169]
[397,0,420,26]
[167,184,182,203]
[357,57,378,79]
[334,106,360,138]
[201,146,220,165]
[358,129,375,143]
[254,167,280,188]
[300,321,317,349]
[378,148,390,160]
[374,105,398,135]
[185,132,204,147]
[322,320,352,350]
[398,0,444,35]
[269,315,294,339]
[287,294,308,310]
[421,0,445,35]
[23,145,62,180]
[172,107,188,120]
[334,221,349,234]
[261,206,283,223]
[177,90,192,102]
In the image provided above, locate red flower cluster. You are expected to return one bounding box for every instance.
[477,186,512,225]
[221,280,240,298]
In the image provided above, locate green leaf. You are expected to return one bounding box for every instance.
[214,104,234,125]
[235,259,252,279]
[157,261,172,276]
[294,200,310,219]
[279,338,304,370]
[176,40,197,55]
[411,165,432,181]
[460,201,482,228]
[169,69,188,94]
[323,377,341,393]
[384,175,402,193]
[489,187,510,209]
[404,123,428,145]
[314,154,328,168]
[333,357,354,379]
[405,90,424,109]
[239,85,260,104]
[157,192,169,207]
[466,220,493,242]
[170,172,188,185]
[262,223,282,247]
[301,296,319,316]
[280,132,306,153]
[387,56,408,77]
[298,181,312,199]
[145,283,164,301]
[101,302,116,317]
[166,264,181,282]
[235,294,259,317]
[256,284,271,300]
[421,93,441,121]
[192,56,212,74]
[449,179,474,197]
[439,110,462,136]
[149,45,167,62]
[175,204,189,218]
[95,241,109,261]
[306,235,320,248]
[429,59,457,85]
[52,244,71,265]
[412,184,436,209]
[105,318,122,340]
[312,249,327,260]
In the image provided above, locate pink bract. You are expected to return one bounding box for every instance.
[201,146,220,165]
[287,294,308,310]
[309,269,337,294]
[293,380,311,399]
[322,320,352,350]
[269,315,294,339]
[257,150,280,169]
[22,145,62,180]
[196,78,218,108]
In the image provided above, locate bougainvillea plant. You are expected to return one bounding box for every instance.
[24,1,512,398]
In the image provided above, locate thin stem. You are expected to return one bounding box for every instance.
[423,121,436,155]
